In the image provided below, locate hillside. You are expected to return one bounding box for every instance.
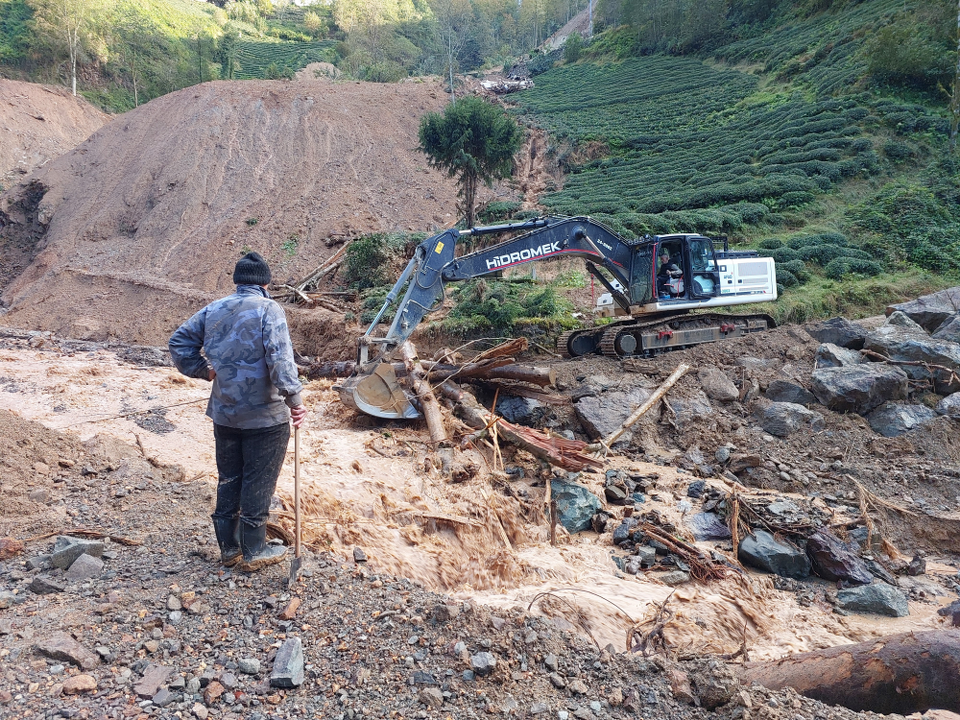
[0,79,109,189]
[0,75,510,352]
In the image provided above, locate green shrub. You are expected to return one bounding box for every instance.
[824,257,884,279]
[764,247,800,263]
[564,33,584,64]
[478,201,523,223]
[780,259,809,280]
[776,267,799,287]
[344,232,420,289]
[758,238,783,249]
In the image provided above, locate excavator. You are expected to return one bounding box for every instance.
[336,215,776,419]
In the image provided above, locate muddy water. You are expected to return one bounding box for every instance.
[0,349,952,660]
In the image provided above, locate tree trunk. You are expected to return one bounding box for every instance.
[399,342,448,446]
[740,629,960,715]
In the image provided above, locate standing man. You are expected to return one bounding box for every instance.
[169,251,307,573]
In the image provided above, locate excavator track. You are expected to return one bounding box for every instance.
[558,312,776,359]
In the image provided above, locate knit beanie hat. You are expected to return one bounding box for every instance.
[233,252,271,286]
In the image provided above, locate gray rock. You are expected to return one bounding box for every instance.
[757,402,825,437]
[238,658,260,675]
[805,529,872,585]
[530,702,549,714]
[814,343,862,368]
[49,536,104,570]
[698,367,739,402]
[936,392,960,419]
[655,570,691,586]
[550,478,601,534]
[764,380,816,406]
[470,651,497,677]
[866,402,939,437]
[574,387,652,444]
[738,530,811,579]
[836,582,909,617]
[634,545,657,567]
[25,555,50,571]
[134,664,173,699]
[152,689,176,708]
[932,313,960,343]
[64,553,104,582]
[885,310,926,332]
[186,677,201,694]
[36,632,100,670]
[270,637,304,688]
[665,390,714,431]
[419,687,443,708]
[497,396,545,426]
[28,576,65,595]
[811,364,909,414]
[864,324,960,394]
[353,547,367,563]
[886,287,960,332]
[686,512,732,541]
[805,317,868,350]
[543,653,559,672]
[0,591,18,609]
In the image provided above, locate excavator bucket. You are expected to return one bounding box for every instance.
[335,361,421,420]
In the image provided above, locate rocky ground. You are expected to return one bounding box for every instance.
[1,287,960,720]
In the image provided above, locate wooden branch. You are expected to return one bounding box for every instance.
[429,361,557,387]
[471,381,570,405]
[399,342,448,446]
[473,337,528,362]
[589,363,689,452]
[639,522,727,582]
[739,630,960,715]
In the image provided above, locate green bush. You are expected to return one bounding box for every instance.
[824,257,884,279]
[764,247,799,263]
[758,238,783,249]
[776,267,800,287]
[344,232,420,290]
[564,33,584,64]
[478,201,523,223]
[780,259,809,280]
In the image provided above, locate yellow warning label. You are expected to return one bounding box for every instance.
[435,241,444,253]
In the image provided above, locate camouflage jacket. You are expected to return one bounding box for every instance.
[168,285,303,429]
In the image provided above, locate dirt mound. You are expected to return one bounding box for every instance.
[0,77,508,348]
[0,79,109,190]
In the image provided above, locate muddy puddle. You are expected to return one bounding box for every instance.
[0,344,953,661]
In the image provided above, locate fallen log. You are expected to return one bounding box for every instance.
[399,342,447,446]
[426,360,556,387]
[740,629,960,715]
[455,387,602,471]
[301,360,357,379]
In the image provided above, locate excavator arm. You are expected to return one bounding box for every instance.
[339,215,637,418]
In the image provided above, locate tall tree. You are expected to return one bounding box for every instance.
[418,96,524,228]
[952,0,960,153]
[429,0,471,100]
[30,0,101,96]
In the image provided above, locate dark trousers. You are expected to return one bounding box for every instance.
[212,422,290,530]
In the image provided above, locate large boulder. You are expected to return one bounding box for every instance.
[738,530,811,579]
[937,392,960,419]
[886,287,960,332]
[497,396,545,426]
[836,582,909,617]
[574,387,651,444]
[697,367,739,402]
[814,343,862,369]
[810,364,909,414]
[756,402,825,437]
[550,478,601,534]
[805,529,872,585]
[864,325,960,394]
[764,379,816,406]
[665,391,714,431]
[884,310,926,332]
[932,313,960,343]
[805,317,868,350]
[866,402,939,437]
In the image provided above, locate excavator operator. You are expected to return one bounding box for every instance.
[657,247,683,297]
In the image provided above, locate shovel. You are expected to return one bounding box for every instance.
[288,425,302,588]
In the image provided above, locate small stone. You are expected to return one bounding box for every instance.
[29,576,65,595]
[549,673,566,689]
[28,489,50,503]
[219,672,238,690]
[62,675,97,694]
[278,597,301,620]
[353,547,367,563]
[238,658,260,675]
[35,633,100,670]
[167,595,182,611]
[567,678,588,694]
[153,688,176,707]
[419,687,443,708]
[530,702,549,714]
[544,653,559,672]
[204,681,224,704]
[168,611,183,625]
[133,664,173,699]
[144,640,159,654]
[270,637,304,688]
[49,536,104,570]
[192,702,209,720]
[64,554,104,582]
[186,678,201,694]
[470,651,497,677]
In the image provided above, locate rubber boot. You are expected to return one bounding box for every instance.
[212,517,242,567]
[238,523,287,572]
